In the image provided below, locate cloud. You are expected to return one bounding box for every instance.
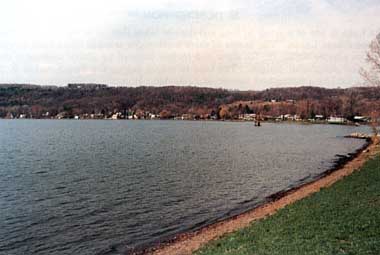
[0,0,379,89]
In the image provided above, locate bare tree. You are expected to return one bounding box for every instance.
[360,32,380,134]
[360,33,380,86]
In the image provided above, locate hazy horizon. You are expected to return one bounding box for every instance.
[1,0,379,90]
[0,82,367,91]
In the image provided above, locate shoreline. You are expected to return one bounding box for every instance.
[0,118,371,128]
[134,136,379,255]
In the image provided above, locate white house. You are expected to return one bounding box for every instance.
[354,116,369,122]
[111,113,122,120]
[328,116,346,124]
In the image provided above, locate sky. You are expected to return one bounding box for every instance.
[0,0,379,90]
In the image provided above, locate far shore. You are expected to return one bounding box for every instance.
[136,135,380,255]
[0,117,372,127]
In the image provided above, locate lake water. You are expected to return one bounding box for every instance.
[0,120,370,254]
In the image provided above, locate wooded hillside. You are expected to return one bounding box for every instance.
[0,84,379,120]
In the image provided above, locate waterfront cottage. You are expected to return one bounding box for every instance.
[328,117,346,124]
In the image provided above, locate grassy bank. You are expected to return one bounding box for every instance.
[195,155,380,255]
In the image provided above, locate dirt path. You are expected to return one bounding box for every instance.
[145,137,380,255]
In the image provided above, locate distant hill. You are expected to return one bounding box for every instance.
[0,84,379,119]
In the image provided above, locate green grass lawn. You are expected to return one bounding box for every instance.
[195,155,380,255]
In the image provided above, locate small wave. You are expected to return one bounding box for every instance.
[34,171,47,175]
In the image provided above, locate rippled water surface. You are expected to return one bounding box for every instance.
[0,120,370,254]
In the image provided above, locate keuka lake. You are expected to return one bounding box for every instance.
[0,120,370,254]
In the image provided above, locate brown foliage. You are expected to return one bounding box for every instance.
[1,84,380,120]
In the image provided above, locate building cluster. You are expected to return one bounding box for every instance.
[237,113,372,124]
[55,110,159,120]
[3,109,373,125]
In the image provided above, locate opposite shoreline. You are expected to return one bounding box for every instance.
[135,136,379,255]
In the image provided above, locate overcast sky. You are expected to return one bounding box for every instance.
[0,0,379,90]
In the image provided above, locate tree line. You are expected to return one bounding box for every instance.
[1,84,379,120]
